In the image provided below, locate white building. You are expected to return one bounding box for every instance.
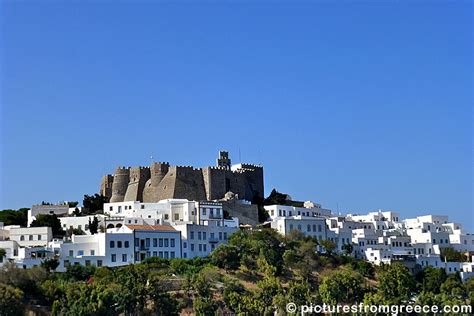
[8,226,52,247]
[27,204,70,227]
[265,202,331,220]
[55,224,182,271]
[59,215,107,234]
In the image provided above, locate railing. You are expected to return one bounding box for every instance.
[208,237,219,243]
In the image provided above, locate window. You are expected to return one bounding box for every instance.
[117,241,122,248]
[109,206,113,211]
[159,251,163,258]
[318,225,322,232]
[145,238,150,247]
[141,205,145,209]
[203,232,207,240]
[159,238,163,247]
[307,224,311,232]
[174,214,180,221]
[164,214,169,220]
[289,224,294,231]
[199,244,202,251]
[122,254,127,262]
[153,251,157,257]
[69,250,74,257]
[111,254,116,262]
[153,238,157,247]
[312,224,316,232]
[224,232,228,240]
[171,239,175,247]
[38,235,42,240]
[190,232,194,240]
[91,250,95,256]
[170,251,175,259]
[219,232,223,240]
[29,235,33,241]
[110,241,115,248]
[198,232,202,240]
[191,244,195,251]
[85,260,91,266]
[78,250,84,256]
[203,208,207,215]
[164,251,169,259]
[64,260,70,267]
[184,242,187,248]
[164,239,169,247]
[203,244,207,252]
[125,241,129,248]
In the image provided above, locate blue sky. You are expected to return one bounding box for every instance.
[1,1,472,229]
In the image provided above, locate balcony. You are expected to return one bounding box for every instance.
[208,237,219,243]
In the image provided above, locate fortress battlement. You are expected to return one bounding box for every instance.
[100,151,264,203]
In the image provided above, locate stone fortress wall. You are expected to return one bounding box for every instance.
[100,151,264,205]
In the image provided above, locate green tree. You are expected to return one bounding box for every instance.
[82,194,109,215]
[67,227,86,236]
[147,276,180,315]
[0,208,28,226]
[439,273,467,304]
[377,263,415,304]
[320,239,337,255]
[0,283,24,316]
[421,266,447,294]
[319,267,364,304]
[41,258,60,272]
[194,297,218,316]
[210,244,240,271]
[342,243,353,255]
[64,264,96,281]
[30,214,64,237]
[228,229,286,275]
[0,248,6,263]
[88,216,99,235]
[441,247,467,262]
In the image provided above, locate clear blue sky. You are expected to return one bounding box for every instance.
[1,1,472,229]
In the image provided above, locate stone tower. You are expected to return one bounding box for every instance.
[124,167,150,202]
[142,162,170,202]
[110,167,130,203]
[216,151,231,169]
[100,175,114,198]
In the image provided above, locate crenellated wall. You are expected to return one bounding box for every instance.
[124,167,150,202]
[101,152,264,203]
[142,162,170,202]
[100,175,114,198]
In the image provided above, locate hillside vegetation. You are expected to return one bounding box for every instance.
[0,228,473,316]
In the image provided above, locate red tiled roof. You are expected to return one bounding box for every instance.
[125,224,176,232]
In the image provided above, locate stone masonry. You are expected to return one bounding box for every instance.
[100,151,264,204]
